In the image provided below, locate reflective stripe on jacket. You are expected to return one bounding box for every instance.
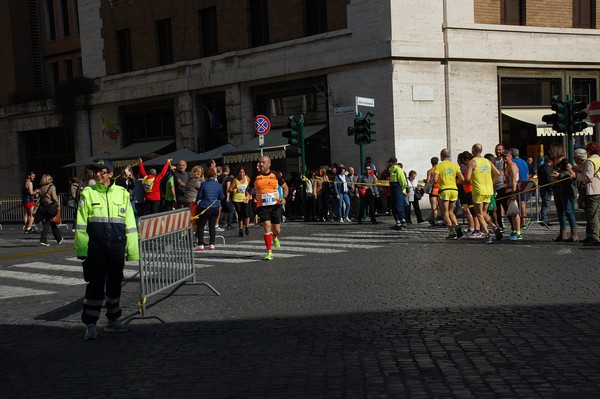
[75,183,139,260]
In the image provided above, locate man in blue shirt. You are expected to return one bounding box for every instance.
[511,148,531,228]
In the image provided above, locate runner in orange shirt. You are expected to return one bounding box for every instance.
[247,156,289,260]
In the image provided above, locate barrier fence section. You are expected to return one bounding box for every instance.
[130,208,219,323]
[1,194,76,227]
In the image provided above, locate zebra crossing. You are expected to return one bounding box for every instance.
[0,233,392,299]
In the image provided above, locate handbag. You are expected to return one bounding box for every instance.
[41,200,59,219]
[424,182,433,194]
[414,187,424,201]
[506,199,519,217]
[50,208,62,224]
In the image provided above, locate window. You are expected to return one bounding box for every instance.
[200,7,219,57]
[572,77,597,105]
[573,0,596,28]
[306,0,327,35]
[60,0,70,37]
[122,101,176,143]
[117,28,133,72]
[50,62,60,89]
[73,0,80,34]
[64,59,73,80]
[500,77,561,107]
[46,0,57,40]
[501,0,526,25]
[156,19,173,65]
[249,0,269,47]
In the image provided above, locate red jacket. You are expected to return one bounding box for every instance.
[139,160,171,201]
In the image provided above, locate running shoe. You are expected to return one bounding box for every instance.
[507,233,523,241]
[454,225,463,239]
[245,227,250,236]
[339,218,344,223]
[209,244,216,250]
[194,245,205,252]
[273,237,281,249]
[264,251,273,261]
[446,233,457,240]
[494,227,503,241]
[40,242,49,247]
[215,226,225,232]
[482,236,493,244]
[104,319,129,333]
[84,324,98,341]
[345,217,351,223]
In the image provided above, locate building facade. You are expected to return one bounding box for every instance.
[1,0,599,195]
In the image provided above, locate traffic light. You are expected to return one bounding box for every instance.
[282,116,300,146]
[571,100,588,133]
[542,95,567,133]
[364,112,376,143]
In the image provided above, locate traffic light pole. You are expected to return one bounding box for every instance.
[299,115,306,177]
[359,143,365,175]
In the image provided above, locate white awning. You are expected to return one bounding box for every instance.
[501,109,594,137]
[222,125,326,164]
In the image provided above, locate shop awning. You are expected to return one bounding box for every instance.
[63,140,174,168]
[222,125,326,164]
[501,109,594,137]
[188,143,237,163]
[143,148,199,166]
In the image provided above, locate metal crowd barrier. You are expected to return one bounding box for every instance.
[127,208,220,324]
[0,193,76,229]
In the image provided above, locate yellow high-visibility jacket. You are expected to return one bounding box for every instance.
[75,182,139,260]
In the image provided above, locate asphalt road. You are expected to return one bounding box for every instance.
[1,218,599,398]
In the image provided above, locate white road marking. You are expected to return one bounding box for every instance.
[193,249,301,258]
[0,286,55,300]
[0,270,83,286]
[12,262,138,278]
[244,239,383,250]
[222,244,346,253]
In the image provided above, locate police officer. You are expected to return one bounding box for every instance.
[75,160,139,340]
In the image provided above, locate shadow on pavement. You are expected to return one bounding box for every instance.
[2,303,600,398]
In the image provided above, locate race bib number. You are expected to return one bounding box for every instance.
[261,192,277,205]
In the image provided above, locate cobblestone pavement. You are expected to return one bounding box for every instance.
[1,217,599,398]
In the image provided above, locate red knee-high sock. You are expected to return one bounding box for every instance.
[264,232,273,251]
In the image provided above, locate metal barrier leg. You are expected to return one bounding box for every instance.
[524,182,549,231]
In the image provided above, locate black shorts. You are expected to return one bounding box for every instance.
[256,205,282,224]
[458,186,473,206]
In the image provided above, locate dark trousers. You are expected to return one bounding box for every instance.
[40,220,62,244]
[390,182,406,223]
[495,187,509,229]
[358,192,377,222]
[144,200,160,215]
[81,251,125,325]
[198,207,219,245]
[539,188,552,224]
[303,194,316,221]
[407,200,424,223]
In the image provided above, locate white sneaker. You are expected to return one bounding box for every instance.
[209,244,216,250]
[194,245,204,252]
[215,226,225,232]
[339,218,344,223]
[345,217,351,222]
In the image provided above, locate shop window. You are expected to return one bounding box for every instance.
[500,77,561,107]
[122,102,175,143]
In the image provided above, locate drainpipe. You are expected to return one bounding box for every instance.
[442,0,452,153]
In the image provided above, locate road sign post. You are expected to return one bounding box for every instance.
[253,115,271,156]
